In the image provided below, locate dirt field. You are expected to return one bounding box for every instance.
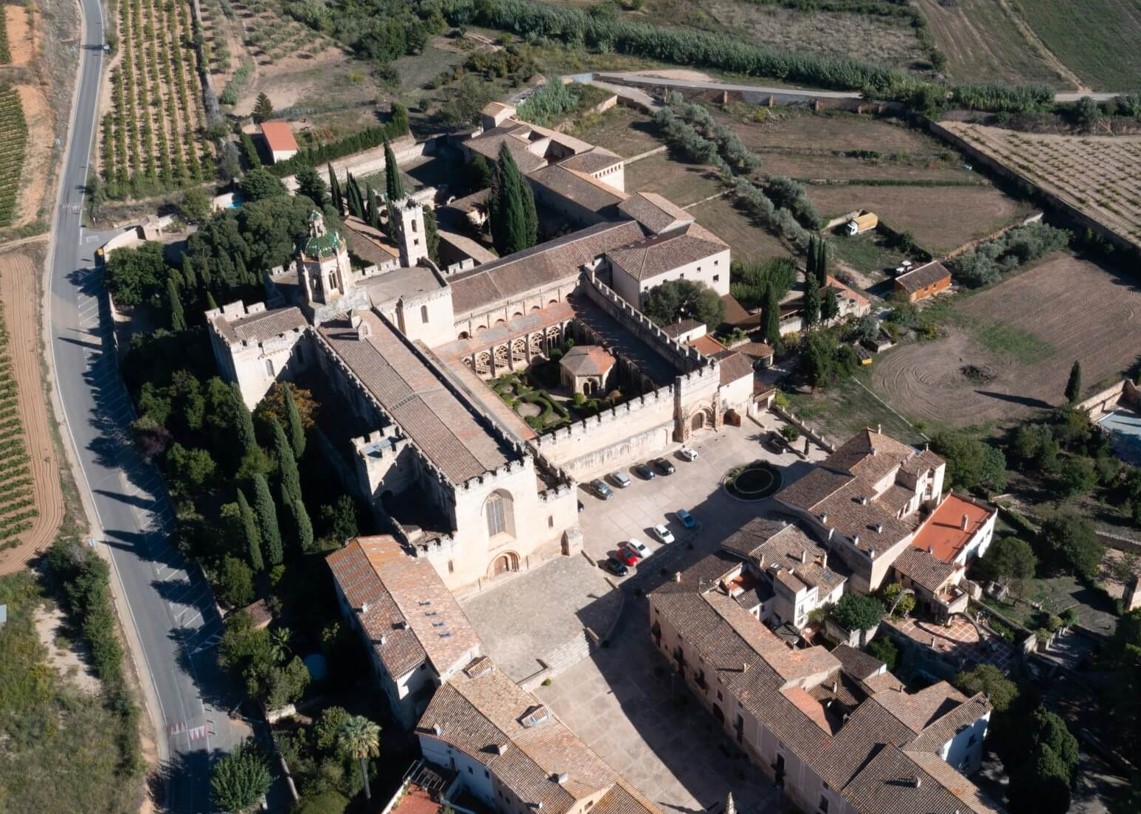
[941,122,1141,252]
[873,253,1141,429]
[914,0,1068,88]
[808,183,1033,255]
[4,4,33,66]
[14,83,50,227]
[689,195,787,264]
[0,251,63,575]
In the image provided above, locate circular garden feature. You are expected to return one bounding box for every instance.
[724,461,782,500]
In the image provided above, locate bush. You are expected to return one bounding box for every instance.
[864,636,898,670]
[930,431,1007,492]
[1038,514,1103,581]
[831,592,884,632]
[954,663,1018,712]
[952,223,1070,287]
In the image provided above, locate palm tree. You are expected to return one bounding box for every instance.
[268,627,291,664]
[339,715,381,799]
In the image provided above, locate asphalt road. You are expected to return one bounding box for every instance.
[45,0,245,811]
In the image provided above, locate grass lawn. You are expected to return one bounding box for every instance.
[971,321,1055,365]
[689,195,789,264]
[625,154,724,207]
[786,368,928,448]
[0,572,140,812]
[571,107,661,159]
[828,230,910,277]
[1016,0,1141,91]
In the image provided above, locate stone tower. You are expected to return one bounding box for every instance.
[395,200,428,267]
[298,210,352,305]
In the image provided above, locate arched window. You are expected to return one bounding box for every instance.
[484,490,515,538]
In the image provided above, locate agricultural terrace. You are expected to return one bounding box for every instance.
[913,0,1068,87]
[0,5,9,64]
[1016,0,1141,91]
[0,85,28,227]
[0,289,37,551]
[99,0,211,198]
[940,122,1141,252]
[873,253,1141,429]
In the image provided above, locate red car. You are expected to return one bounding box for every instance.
[614,548,639,567]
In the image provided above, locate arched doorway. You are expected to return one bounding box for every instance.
[489,552,520,577]
[691,411,705,431]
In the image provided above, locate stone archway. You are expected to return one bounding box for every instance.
[691,411,705,431]
[488,552,520,578]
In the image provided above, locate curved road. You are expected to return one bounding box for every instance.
[46,0,244,811]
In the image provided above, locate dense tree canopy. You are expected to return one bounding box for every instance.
[211,739,272,814]
[1038,513,1103,580]
[931,431,1007,492]
[954,663,1019,712]
[239,168,289,203]
[105,242,168,307]
[643,279,725,329]
[975,536,1037,592]
[831,592,884,632]
[488,144,537,256]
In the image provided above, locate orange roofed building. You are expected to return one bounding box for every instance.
[259,121,300,164]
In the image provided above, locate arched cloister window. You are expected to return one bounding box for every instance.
[484,489,515,538]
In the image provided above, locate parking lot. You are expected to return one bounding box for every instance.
[576,418,826,576]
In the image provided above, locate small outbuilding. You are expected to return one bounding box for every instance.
[259,121,300,164]
[559,345,616,396]
[893,260,951,303]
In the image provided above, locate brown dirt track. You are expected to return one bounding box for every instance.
[873,254,1141,428]
[0,251,63,574]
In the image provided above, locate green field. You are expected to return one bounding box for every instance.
[972,320,1055,365]
[1016,0,1141,91]
[786,370,929,448]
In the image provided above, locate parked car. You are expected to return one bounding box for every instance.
[676,509,697,529]
[634,463,656,480]
[609,471,632,488]
[678,447,698,462]
[589,479,613,499]
[614,548,639,567]
[604,556,629,577]
[651,525,675,544]
[624,538,651,558]
[652,457,676,475]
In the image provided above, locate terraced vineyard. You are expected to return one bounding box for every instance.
[941,122,1141,250]
[0,6,10,64]
[0,85,28,227]
[0,300,36,548]
[99,0,212,198]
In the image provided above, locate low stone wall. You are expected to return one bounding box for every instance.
[771,405,836,453]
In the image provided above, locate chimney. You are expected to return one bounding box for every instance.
[360,602,370,615]
[875,523,883,533]
[819,512,829,524]
[379,634,387,645]
[931,636,937,647]
[555,773,568,785]
[859,496,869,505]
[801,549,809,564]
[496,743,508,755]
[742,662,749,673]
[852,534,861,546]
[433,723,444,736]
[820,552,828,570]
[758,553,765,568]
[961,514,969,531]
[928,545,934,555]
[910,775,922,789]
[876,423,882,434]
[832,679,839,693]
[674,571,682,583]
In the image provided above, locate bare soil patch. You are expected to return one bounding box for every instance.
[14,83,50,227]
[873,253,1141,428]
[941,122,1141,252]
[0,251,63,574]
[4,4,34,66]
[808,183,1033,255]
[727,108,937,155]
[571,106,661,159]
[625,153,723,207]
[34,603,101,694]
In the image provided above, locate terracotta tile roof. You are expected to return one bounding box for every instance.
[872,682,968,734]
[720,293,757,329]
[895,261,951,294]
[823,275,870,307]
[911,494,995,564]
[891,546,960,594]
[899,448,945,477]
[618,192,693,235]
[903,749,1003,813]
[592,780,663,814]
[776,467,856,512]
[806,480,915,553]
[448,220,644,315]
[560,344,616,376]
[720,518,849,595]
[318,313,516,483]
[814,698,916,789]
[662,318,703,337]
[687,334,725,357]
[465,124,547,173]
[606,222,727,282]
[213,306,307,344]
[418,662,633,814]
[909,693,990,753]
[782,686,832,733]
[831,644,886,682]
[531,163,628,212]
[558,149,623,175]
[717,352,755,388]
[842,745,1001,814]
[736,340,774,361]
[827,428,918,485]
[327,537,481,678]
[260,121,299,153]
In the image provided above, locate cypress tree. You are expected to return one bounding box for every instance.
[346,173,364,220]
[384,138,404,204]
[521,173,538,249]
[328,163,343,214]
[822,286,840,321]
[1065,361,1082,404]
[803,279,820,327]
[816,239,830,286]
[761,285,781,346]
[252,474,283,566]
[366,185,381,230]
[181,255,198,297]
[284,385,305,459]
[237,489,263,572]
[206,291,218,310]
[272,418,302,506]
[492,143,538,256]
[230,382,258,459]
[294,497,314,553]
[167,279,186,332]
[806,237,818,285]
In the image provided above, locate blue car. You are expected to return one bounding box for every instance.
[676,509,697,529]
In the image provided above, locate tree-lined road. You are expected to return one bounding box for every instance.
[45,0,244,810]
